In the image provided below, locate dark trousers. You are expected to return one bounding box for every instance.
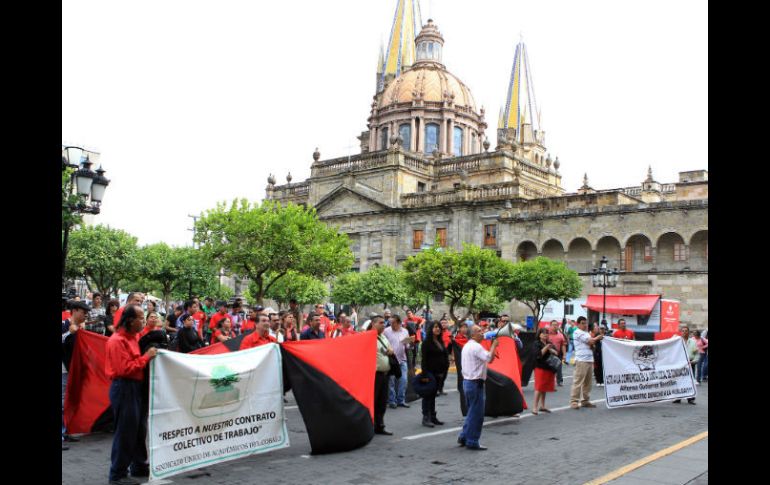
[109,379,148,481]
[556,356,564,384]
[421,373,444,417]
[593,356,604,384]
[374,371,389,431]
[62,371,67,441]
[438,370,448,393]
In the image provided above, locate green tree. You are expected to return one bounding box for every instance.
[195,199,353,305]
[499,256,583,323]
[448,285,506,322]
[402,244,508,323]
[330,272,366,314]
[65,225,139,298]
[359,265,408,309]
[260,271,328,310]
[133,244,221,304]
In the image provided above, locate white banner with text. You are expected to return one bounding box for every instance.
[148,343,289,480]
[602,336,696,408]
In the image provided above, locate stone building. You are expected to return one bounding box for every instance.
[265,1,708,327]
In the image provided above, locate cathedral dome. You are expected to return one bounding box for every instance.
[378,65,477,112]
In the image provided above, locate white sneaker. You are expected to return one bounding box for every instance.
[597,383,604,387]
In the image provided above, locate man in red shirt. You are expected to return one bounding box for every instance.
[548,320,568,386]
[240,314,277,350]
[612,319,636,340]
[191,299,207,339]
[241,307,258,334]
[208,301,230,333]
[330,312,356,338]
[105,304,157,484]
[112,292,145,329]
[314,303,331,335]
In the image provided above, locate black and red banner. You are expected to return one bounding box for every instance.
[281,331,377,454]
[453,336,527,417]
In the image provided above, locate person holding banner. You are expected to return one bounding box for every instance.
[373,316,394,435]
[673,325,697,404]
[532,328,558,414]
[457,325,500,451]
[106,304,158,485]
[694,330,708,383]
[569,316,603,410]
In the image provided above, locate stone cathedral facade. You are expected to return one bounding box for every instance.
[265,1,708,326]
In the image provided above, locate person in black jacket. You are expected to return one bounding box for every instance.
[420,321,449,427]
[177,313,203,353]
[532,328,558,414]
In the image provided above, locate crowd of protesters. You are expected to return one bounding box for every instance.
[62,292,707,479]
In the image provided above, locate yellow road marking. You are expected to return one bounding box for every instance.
[583,431,708,485]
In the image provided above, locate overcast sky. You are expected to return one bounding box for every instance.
[62,0,707,248]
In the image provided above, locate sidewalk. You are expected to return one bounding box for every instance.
[598,435,708,485]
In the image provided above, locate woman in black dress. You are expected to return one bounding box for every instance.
[178,313,204,353]
[420,321,449,427]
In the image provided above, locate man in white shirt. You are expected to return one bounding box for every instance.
[457,325,500,451]
[569,316,604,409]
[383,315,414,408]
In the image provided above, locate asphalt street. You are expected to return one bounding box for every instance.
[62,364,708,485]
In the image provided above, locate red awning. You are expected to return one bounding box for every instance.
[582,294,660,315]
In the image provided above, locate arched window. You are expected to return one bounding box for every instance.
[380,127,389,150]
[399,124,411,150]
[425,123,439,154]
[453,126,463,157]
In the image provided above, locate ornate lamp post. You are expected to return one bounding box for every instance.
[62,145,110,292]
[591,255,619,329]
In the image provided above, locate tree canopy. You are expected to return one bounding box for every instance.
[195,199,353,304]
[259,271,328,309]
[402,244,509,323]
[65,224,139,297]
[499,256,583,323]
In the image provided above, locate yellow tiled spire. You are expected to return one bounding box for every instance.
[502,39,540,139]
[380,0,422,89]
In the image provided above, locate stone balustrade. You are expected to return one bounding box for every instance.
[311,151,390,177]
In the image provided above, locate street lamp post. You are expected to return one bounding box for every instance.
[62,145,110,293]
[591,255,619,329]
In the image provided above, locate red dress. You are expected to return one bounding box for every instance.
[534,341,556,392]
[534,368,556,393]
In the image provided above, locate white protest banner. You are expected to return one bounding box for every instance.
[148,343,289,480]
[602,336,696,408]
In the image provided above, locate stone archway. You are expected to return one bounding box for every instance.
[657,232,688,271]
[541,239,566,262]
[566,237,592,273]
[689,230,708,271]
[596,236,622,271]
[516,241,538,261]
[623,234,654,272]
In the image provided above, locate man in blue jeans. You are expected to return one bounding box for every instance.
[458,325,500,450]
[383,315,414,408]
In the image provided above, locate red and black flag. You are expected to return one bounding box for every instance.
[454,336,527,417]
[281,331,377,454]
[64,330,113,434]
[190,330,255,355]
[482,336,527,416]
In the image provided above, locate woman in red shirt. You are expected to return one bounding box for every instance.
[139,312,165,344]
[211,317,236,344]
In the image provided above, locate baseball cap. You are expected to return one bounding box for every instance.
[69,300,91,312]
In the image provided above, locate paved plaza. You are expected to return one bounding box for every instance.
[62,365,707,484]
